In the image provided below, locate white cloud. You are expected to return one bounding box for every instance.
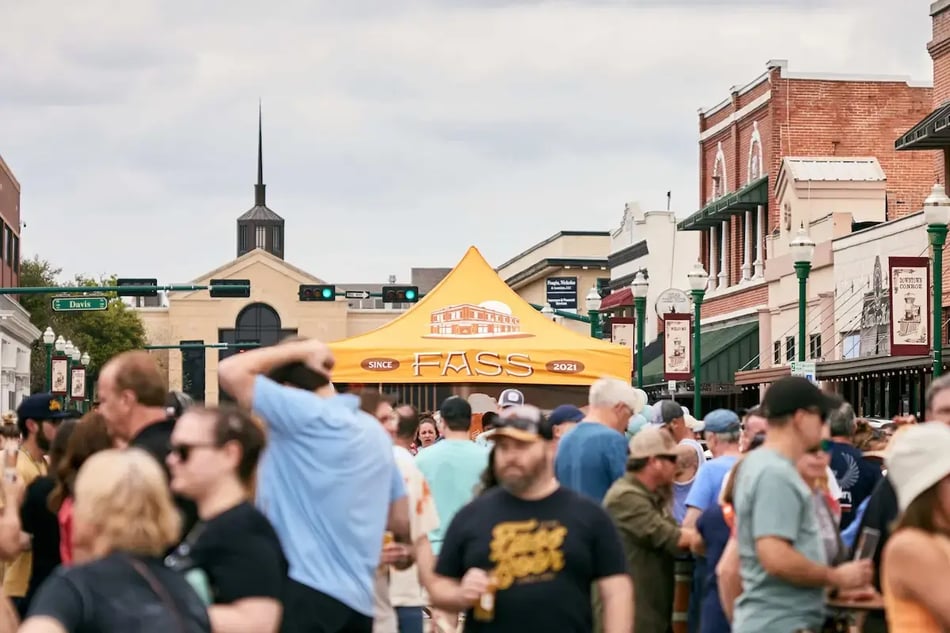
[0,0,934,287]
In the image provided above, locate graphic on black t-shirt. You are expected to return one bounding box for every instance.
[490,519,568,590]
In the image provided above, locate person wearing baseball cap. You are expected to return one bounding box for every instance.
[555,377,645,502]
[731,377,870,633]
[879,422,950,629]
[603,427,698,633]
[497,388,525,410]
[683,409,743,529]
[429,405,633,633]
[548,404,584,447]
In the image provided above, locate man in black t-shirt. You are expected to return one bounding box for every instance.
[97,351,199,535]
[427,405,633,633]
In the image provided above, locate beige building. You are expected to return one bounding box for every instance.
[496,231,611,336]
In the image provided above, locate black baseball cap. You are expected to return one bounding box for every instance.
[439,396,472,422]
[761,377,842,420]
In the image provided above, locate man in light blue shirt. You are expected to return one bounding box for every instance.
[683,409,742,529]
[416,396,488,555]
[219,338,408,633]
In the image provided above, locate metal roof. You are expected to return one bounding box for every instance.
[237,204,284,222]
[782,157,886,183]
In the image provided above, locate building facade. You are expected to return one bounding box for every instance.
[496,231,610,337]
[0,155,39,409]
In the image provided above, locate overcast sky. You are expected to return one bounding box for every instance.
[0,0,934,285]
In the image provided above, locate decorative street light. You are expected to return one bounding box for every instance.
[789,223,817,362]
[64,339,75,359]
[80,351,90,366]
[42,327,55,392]
[585,287,603,339]
[687,262,708,418]
[631,272,649,389]
[63,341,76,406]
[54,335,65,354]
[925,183,950,377]
[540,303,555,321]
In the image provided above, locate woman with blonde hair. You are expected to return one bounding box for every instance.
[19,449,210,632]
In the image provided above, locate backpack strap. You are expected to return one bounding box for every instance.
[127,556,189,633]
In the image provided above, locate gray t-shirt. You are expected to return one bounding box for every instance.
[732,448,827,633]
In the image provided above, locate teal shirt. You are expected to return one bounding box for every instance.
[415,439,489,554]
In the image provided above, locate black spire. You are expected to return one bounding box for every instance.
[254,101,266,206]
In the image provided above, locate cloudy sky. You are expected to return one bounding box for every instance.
[0,0,934,285]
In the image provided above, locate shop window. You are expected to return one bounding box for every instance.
[842,332,861,359]
[773,340,781,365]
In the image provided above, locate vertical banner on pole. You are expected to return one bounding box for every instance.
[888,256,930,356]
[664,313,692,381]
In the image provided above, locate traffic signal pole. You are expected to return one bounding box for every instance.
[144,343,262,351]
[0,284,251,295]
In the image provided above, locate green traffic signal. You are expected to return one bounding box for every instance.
[321,287,333,300]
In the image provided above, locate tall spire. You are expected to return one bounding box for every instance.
[254,100,266,206]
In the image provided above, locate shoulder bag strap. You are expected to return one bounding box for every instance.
[128,556,189,633]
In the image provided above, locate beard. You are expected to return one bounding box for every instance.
[36,431,51,453]
[498,458,547,496]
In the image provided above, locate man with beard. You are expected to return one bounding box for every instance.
[3,394,72,615]
[427,405,633,633]
[604,426,698,633]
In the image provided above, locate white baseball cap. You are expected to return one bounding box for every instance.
[498,388,525,408]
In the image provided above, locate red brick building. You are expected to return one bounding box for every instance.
[680,59,934,322]
[0,154,21,290]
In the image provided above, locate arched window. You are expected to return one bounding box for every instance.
[712,142,727,199]
[747,121,763,183]
[234,302,283,347]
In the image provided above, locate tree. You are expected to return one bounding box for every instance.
[20,256,148,393]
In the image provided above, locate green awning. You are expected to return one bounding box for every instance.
[678,176,769,231]
[640,321,759,387]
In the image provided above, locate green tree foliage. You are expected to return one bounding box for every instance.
[20,256,147,393]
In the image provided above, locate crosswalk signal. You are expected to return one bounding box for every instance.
[382,285,419,303]
[299,284,336,301]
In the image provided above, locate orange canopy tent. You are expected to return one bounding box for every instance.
[329,247,632,386]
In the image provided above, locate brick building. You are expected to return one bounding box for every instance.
[0,153,39,410]
[675,59,934,410]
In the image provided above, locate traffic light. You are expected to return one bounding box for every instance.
[209,279,251,298]
[382,285,419,303]
[117,278,159,297]
[299,284,336,301]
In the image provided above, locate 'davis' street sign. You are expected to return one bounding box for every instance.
[51,297,109,312]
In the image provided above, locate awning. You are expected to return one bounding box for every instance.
[600,287,632,310]
[895,102,950,151]
[639,321,759,386]
[678,176,769,232]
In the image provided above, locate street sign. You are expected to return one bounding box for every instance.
[51,296,108,312]
[668,380,677,394]
[790,361,818,384]
[345,290,371,300]
[655,288,691,321]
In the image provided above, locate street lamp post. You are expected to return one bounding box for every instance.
[42,327,55,392]
[53,336,66,398]
[80,351,90,412]
[925,184,950,377]
[631,272,649,389]
[69,346,81,410]
[687,262,708,418]
[63,340,75,407]
[585,287,603,339]
[789,224,817,362]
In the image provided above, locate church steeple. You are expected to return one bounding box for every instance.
[237,103,285,260]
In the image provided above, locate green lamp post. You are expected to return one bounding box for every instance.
[69,345,82,411]
[687,261,708,418]
[631,272,649,389]
[925,183,950,377]
[79,351,90,413]
[63,340,75,407]
[789,224,816,362]
[42,327,55,392]
[53,335,66,399]
[585,287,603,339]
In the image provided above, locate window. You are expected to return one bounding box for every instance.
[712,141,727,199]
[239,225,247,252]
[255,226,266,249]
[809,333,822,360]
[273,226,282,252]
[747,121,763,182]
[3,227,10,266]
[12,236,19,273]
[842,332,861,359]
[785,336,795,362]
[773,340,781,365]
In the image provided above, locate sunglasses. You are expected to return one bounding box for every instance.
[809,438,833,455]
[656,454,678,464]
[169,442,219,462]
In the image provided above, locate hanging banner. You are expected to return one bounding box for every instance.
[663,313,692,380]
[50,357,69,395]
[888,256,930,356]
[70,367,87,402]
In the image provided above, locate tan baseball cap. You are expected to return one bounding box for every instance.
[628,426,679,460]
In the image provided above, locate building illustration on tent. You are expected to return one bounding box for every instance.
[426,300,534,339]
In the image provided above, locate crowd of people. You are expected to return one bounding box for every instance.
[0,336,943,632]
